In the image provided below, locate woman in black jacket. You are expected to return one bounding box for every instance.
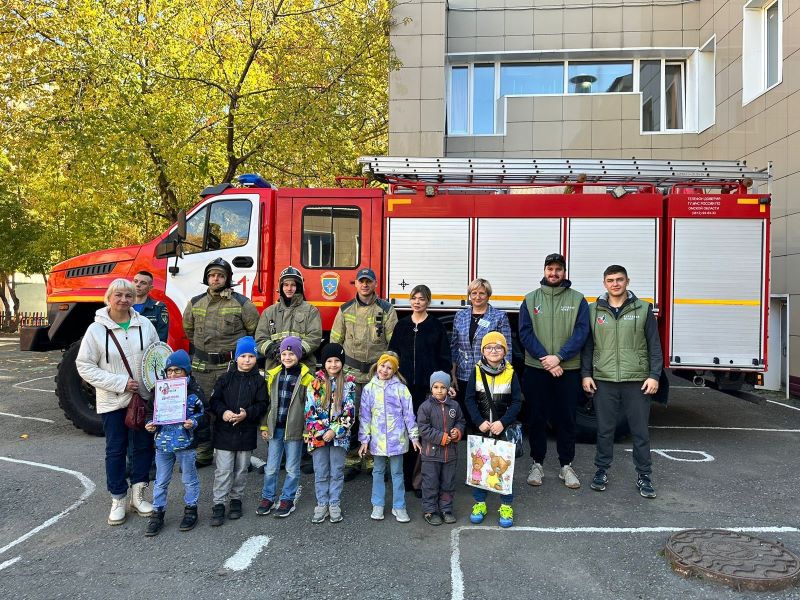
[388,285,452,494]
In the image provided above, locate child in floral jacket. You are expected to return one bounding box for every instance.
[304,343,356,523]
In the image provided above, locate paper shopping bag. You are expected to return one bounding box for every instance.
[465,434,516,495]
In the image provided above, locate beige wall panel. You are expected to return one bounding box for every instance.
[533,34,564,50]
[766,137,789,180]
[621,121,651,149]
[480,10,505,37]
[506,97,536,123]
[448,11,477,38]
[652,5,684,30]
[533,9,563,35]
[771,255,787,295]
[592,149,622,158]
[652,30,684,46]
[562,95,593,120]
[505,10,534,36]
[592,6,623,33]
[785,172,800,214]
[592,94,622,120]
[784,12,800,56]
[533,96,563,121]
[788,253,800,294]
[473,136,505,152]
[770,176,788,219]
[390,68,421,101]
[783,51,800,96]
[445,136,476,154]
[650,133,683,149]
[389,132,422,157]
[420,66,445,101]
[788,132,800,179]
[727,123,747,158]
[394,2,422,36]
[393,35,422,66]
[773,215,788,258]
[420,132,445,156]
[623,31,654,47]
[788,91,800,135]
[504,122,534,151]
[790,335,800,381]
[475,36,505,52]
[683,30,700,47]
[563,8,592,34]
[592,32,624,48]
[564,33,593,48]
[447,38,476,53]
[787,214,800,257]
[420,2,446,35]
[591,121,622,150]
[506,35,535,51]
[532,121,564,150]
[683,1,700,28]
[621,95,640,120]
[420,99,445,131]
[389,99,422,133]
[562,120,592,149]
[621,6,653,30]
[421,35,446,67]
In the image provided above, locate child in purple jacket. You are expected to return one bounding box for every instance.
[358,352,421,523]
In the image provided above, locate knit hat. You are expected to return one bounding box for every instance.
[481,331,508,353]
[165,349,191,374]
[429,371,451,389]
[279,336,304,360]
[376,352,399,373]
[235,336,258,360]
[321,343,345,364]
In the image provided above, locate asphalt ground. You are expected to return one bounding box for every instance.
[1,337,799,599]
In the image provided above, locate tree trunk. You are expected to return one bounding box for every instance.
[8,273,20,315]
[0,272,10,316]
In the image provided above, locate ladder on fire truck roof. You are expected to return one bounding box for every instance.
[357,156,771,187]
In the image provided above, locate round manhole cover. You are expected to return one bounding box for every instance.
[665,529,800,591]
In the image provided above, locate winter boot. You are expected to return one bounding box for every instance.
[179,505,198,531]
[211,503,225,527]
[129,482,154,516]
[108,496,128,526]
[228,499,242,520]
[145,509,165,537]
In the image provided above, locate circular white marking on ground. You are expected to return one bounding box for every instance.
[625,448,715,462]
[13,376,55,393]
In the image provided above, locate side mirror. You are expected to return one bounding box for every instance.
[155,239,178,258]
[175,209,187,241]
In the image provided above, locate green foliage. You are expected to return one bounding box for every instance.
[1,0,396,271]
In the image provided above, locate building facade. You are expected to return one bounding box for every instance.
[388,0,798,394]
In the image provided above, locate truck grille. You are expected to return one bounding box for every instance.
[66,262,117,278]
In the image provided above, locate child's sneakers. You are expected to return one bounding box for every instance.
[391,507,411,523]
[442,512,457,524]
[228,499,242,520]
[311,505,329,523]
[210,503,225,527]
[424,512,443,526]
[498,504,514,528]
[470,502,487,524]
[255,498,274,516]
[145,508,165,537]
[329,505,343,523]
[274,500,295,518]
[371,505,385,520]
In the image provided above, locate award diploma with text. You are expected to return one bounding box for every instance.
[153,378,188,425]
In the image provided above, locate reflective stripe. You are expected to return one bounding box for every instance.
[673,298,760,306]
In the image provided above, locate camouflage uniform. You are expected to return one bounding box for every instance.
[182,287,259,463]
[330,294,397,469]
[255,293,322,371]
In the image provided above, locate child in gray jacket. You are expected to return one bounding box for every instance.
[417,371,466,525]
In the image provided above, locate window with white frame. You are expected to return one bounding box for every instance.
[447,58,686,135]
[742,0,782,104]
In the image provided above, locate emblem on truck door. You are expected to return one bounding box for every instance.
[321,271,340,300]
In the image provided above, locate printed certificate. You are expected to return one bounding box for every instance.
[153,378,188,425]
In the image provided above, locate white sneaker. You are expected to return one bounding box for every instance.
[391,507,411,523]
[559,464,581,489]
[329,505,343,523]
[527,462,544,486]
[108,496,128,525]
[311,505,329,523]
[129,482,154,516]
[370,505,385,520]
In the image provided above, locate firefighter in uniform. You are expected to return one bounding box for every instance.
[182,258,260,466]
[330,267,398,479]
[255,266,322,371]
[132,271,169,342]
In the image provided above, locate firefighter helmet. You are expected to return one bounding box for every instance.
[279,266,304,285]
[202,257,233,287]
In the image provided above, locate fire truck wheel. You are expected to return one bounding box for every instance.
[55,341,103,436]
[575,394,630,444]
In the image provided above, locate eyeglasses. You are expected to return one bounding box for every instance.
[484,345,505,352]
[165,367,186,374]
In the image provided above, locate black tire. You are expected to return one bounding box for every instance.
[55,340,104,436]
[575,393,630,444]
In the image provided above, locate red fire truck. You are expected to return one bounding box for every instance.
[21,157,772,437]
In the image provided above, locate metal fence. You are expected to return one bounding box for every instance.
[0,312,48,332]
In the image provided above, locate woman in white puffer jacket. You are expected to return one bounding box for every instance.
[76,278,160,526]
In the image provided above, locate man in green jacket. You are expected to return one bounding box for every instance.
[182,258,260,466]
[519,253,590,490]
[581,264,662,499]
[255,266,322,371]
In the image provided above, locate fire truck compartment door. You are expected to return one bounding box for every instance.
[165,195,260,312]
[669,218,765,368]
[387,218,469,308]
[476,218,562,310]
[567,218,659,310]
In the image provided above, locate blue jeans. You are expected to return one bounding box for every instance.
[153,449,200,509]
[101,408,154,497]
[371,455,405,509]
[472,488,513,505]
[312,444,347,506]
[261,428,302,502]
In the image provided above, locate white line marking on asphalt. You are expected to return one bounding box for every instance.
[450,525,800,600]
[624,448,715,462]
[0,556,21,571]
[766,399,800,412]
[12,376,55,393]
[0,457,96,556]
[0,412,55,423]
[650,426,800,433]
[222,536,270,571]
